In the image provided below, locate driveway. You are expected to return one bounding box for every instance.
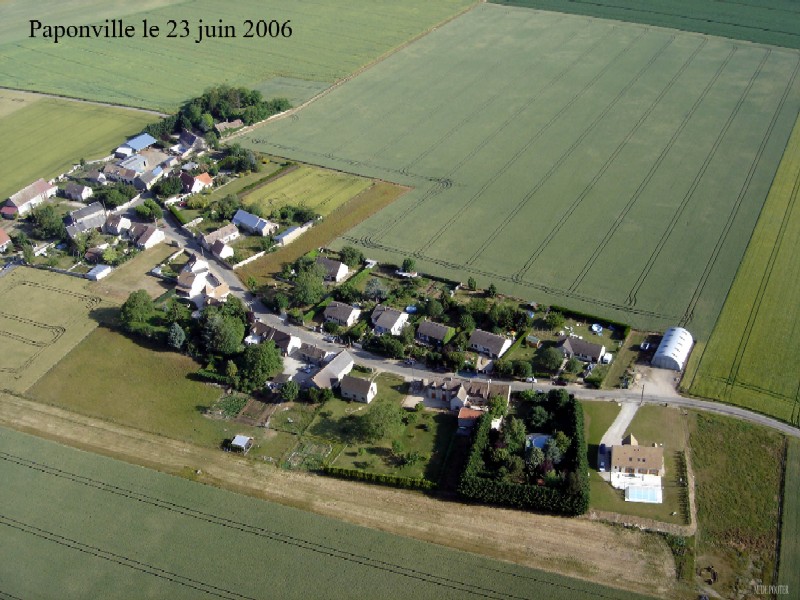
[600,402,640,447]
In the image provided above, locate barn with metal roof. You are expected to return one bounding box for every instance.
[651,327,693,371]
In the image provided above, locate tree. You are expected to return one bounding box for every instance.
[101,246,119,265]
[120,290,154,329]
[486,283,498,298]
[357,401,404,443]
[202,312,245,355]
[539,347,564,372]
[545,310,565,331]
[391,440,404,457]
[552,430,572,455]
[364,278,387,301]
[503,417,527,454]
[443,350,465,371]
[565,356,582,374]
[272,292,290,313]
[220,296,248,329]
[467,277,477,291]
[488,395,507,418]
[544,438,563,465]
[339,246,364,268]
[225,360,239,381]
[333,283,360,304]
[22,244,34,264]
[213,194,241,221]
[401,257,416,273]
[292,264,325,306]
[527,446,545,469]
[135,198,163,221]
[167,322,186,350]
[29,205,65,239]
[459,313,476,332]
[246,276,259,293]
[237,341,282,392]
[528,405,550,430]
[153,176,183,198]
[281,380,300,402]
[165,298,191,324]
[424,299,444,320]
[513,360,533,379]
[323,320,340,335]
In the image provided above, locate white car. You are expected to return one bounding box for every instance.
[525,377,537,383]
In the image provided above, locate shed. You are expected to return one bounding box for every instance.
[651,327,693,371]
[86,264,112,281]
[230,435,253,453]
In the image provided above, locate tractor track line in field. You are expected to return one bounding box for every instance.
[0,86,168,117]
[415,27,647,256]
[0,451,628,600]
[547,43,735,292]
[679,55,800,328]
[470,32,687,268]
[365,23,621,243]
[623,48,772,308]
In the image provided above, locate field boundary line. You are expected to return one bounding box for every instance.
[0,86,168,117]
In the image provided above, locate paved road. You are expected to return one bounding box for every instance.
[155,213,800,439]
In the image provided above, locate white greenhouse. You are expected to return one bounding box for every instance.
[651,327,693,371]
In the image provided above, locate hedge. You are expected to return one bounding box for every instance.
[549,305,631,338]
[321,466,435,491]
[195,368,231,386]
[169,204,190,225]
[457,396,589,515]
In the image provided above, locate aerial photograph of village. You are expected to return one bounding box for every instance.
[0,1,798,598]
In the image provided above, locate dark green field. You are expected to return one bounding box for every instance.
[0,427,653,600]
[491,0,800,50]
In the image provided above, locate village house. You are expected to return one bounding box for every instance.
[180,171,213,194]
[175,255,229,305]
[2,179,57,218]
[610,434,665,476]
[104,214,131,236]
[415,319,453,346]
[85,169,107,186]
[468,329,512,358]
[134,166,164,191]
[64,182,93,202]
[324,301,361,327]
[339,375,377,404]
[64,202,106,240]
[201,223,239,249]
[371,304,408,336]
[457,407,484,434]
[311,350,354,389]
[557,336,606,363]
[102,163,137,185]
[247,322,301,355]
[211,239,234,260]
[419,377,511,412]
[0,228,12,252]
[129,223,165,250]
[298,343,331,365]
[316,256,349,283]
[231,209,278,236]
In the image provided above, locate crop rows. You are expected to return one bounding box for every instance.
[241,5,800,338]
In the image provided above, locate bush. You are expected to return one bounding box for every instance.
[321,467,435,491]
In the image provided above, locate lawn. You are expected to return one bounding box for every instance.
[26,326,267,449]
[778,438,800,593]
[0,0,474,111]
[241,3,800,341]
[689,412,785,595]
[685,116,800,426]
[91,244,177,303]
[0,267,110,393]
[0,426,650,600]
[491,0,800,50]
[0,92,155,200]
[241,164,373,218]
[237,180,407,285]
[585,404,690,525]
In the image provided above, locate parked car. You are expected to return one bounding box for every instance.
[640,342,651,351]
[525,377,537,383]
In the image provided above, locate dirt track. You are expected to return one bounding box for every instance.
[0,393,678,598]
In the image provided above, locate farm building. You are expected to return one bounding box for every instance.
[651,327,694,371]
[274,221,313,246]
[3,178,57,217]
[339,375,377,403]
[468,329,512,358]
[231,209,278,236]
[86,264,113,281]
[115,133,157,158]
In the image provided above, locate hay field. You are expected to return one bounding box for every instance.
[0,0,473,111]
[685,117,800,425]
[492,0,800,50]
[0,92,154,200]
[240,4,800,339]
[242,165,372,217]
[0,267,109,393]
[0,427,652,600]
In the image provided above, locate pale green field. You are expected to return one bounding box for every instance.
[686,116,800,425]
[0,426,651,600]
[242,165,372,217]
[0,0,474,111]
[241,4,800,339]
[0,93,155,200]
[0,267,109,393]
